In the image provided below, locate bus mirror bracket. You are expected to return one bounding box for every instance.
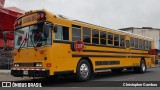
[70,42,76,51]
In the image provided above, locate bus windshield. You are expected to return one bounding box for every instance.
[14,23,52,49]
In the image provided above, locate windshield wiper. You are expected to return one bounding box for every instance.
[30,33,37,51]
[18,33,28,52]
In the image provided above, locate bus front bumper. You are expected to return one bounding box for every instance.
[11,68,49,77]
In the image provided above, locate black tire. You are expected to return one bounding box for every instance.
[134,60,146,73]
[111,68,123,73]
[76,59,91,81]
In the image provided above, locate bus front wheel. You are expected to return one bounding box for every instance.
[76,59,91,81]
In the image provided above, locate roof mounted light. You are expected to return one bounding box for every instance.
[41,13,45,19]
[37,14,41,19]
[37,12,46,22]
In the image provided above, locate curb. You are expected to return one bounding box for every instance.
[0,70,11,73]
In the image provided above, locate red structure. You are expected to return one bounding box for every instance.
[0,0,24,49]
[0,0,5,8]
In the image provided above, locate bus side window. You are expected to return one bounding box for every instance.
[130,37,135,48]
[83,27,91,43]
[100,31,106,45]
[120,35,125,47]
[139,39,142,49]
[114,34,119,47]
[148,41,151,49]
[108,33,113,45]
[142,40,145,50]
[145,40,149,50]
[92,29,99,44]
[54,25,69,40]
[135,38,138,49]
[72,25,81,41]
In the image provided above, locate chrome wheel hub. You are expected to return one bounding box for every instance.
[80,64,89,78]
[142,63,146,71]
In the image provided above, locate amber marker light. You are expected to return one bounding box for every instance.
[46,63,52,67]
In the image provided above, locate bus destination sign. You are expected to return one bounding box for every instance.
[22,14,37,25]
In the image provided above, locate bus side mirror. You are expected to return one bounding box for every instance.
[53,26,58,33]
[43,25,50,37]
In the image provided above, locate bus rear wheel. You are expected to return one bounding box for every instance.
[134,60,146,73]
[76,59,91,81]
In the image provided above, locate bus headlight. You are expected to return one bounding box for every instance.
[14,63,19,67]
[36,63,42,67]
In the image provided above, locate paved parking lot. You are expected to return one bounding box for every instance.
[0,65,160,90]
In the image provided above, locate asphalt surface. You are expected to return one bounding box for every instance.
[0,66,160,90]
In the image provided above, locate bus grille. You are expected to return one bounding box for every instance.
[19,63,35,67]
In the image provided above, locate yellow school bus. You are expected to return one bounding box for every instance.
[11,9,155,81]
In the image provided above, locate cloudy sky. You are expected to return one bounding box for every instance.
[4,0,160,29]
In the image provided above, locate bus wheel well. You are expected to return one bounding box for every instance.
[141,58,146,64]
[141,57,145,61]
[80,57,94,73]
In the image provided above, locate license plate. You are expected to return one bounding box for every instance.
[23,70,28,75]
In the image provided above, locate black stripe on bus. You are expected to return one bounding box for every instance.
[95,61,120,66]
[131,52,149,55]
[72,55,126,58]
[72,54,151,59]
[130,56,151,58]
[95,66,139,71]
[83,50,149,55]
[84,43,126,49]
[83,50,128,54]
[131,48,149,51]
